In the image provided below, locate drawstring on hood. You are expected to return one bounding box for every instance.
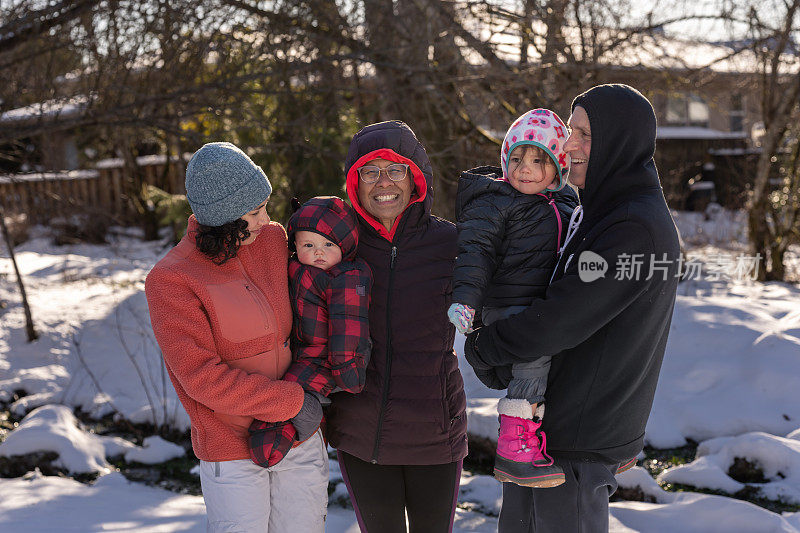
[500,109,570,191]
[550,205,583,284]
[287,196,360,261]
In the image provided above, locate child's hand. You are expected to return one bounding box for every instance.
[447,303,475,334]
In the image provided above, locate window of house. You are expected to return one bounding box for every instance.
[665,94,710,127]
[666,97,687,124]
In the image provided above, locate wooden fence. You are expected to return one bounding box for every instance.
[0,155,188,225]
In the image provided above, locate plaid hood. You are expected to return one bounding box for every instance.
[287,196,359,261]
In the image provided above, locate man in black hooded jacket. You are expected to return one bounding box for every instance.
[464,84,681,531]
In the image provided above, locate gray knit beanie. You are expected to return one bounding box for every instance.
[185,142,272,226]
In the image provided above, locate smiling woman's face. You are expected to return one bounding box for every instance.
[356,157,413,231]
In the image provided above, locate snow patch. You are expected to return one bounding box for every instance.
[659,432,800,504]
[0,405,184,474]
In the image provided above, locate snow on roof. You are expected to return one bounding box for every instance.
[0,95,92,125]
[0,169,99,184]
[94,153,192,169]
[657,126,748,140]
[709,147,763,156]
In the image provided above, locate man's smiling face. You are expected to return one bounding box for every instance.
[564,105,591,189]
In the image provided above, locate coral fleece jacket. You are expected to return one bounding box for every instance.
[145,216,305,462]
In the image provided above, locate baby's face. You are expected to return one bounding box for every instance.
[295,230,342,271]
[507,146,557,195]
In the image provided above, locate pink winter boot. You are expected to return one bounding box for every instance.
[493,399,565,488]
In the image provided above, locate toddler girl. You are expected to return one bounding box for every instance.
[449,109,579,487]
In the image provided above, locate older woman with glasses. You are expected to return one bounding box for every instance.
[326,121,468,533]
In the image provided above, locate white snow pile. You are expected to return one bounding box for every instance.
[646,281,800,449]
[672,205,748,247]
[0,227,190,430]
[458,472,503,516]
[611,491,800,532]
[0,470,206,532]
[614,467,800,532]
[658,431,800,504]
[0,404,184,474]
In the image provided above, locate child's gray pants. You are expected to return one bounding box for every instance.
[482,306,550,404]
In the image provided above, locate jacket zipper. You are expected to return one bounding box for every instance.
[539,192,563,258]
[548,197,563,256]
[236,257,279,372]
[237,259,271,332]
[371,245,397,463]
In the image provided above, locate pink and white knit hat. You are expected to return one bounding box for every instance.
[500,108,570,191]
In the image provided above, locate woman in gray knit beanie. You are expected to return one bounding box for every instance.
[185,141,273,263]
[146,142,329,532]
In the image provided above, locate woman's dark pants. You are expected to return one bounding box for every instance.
[337,451,462,533]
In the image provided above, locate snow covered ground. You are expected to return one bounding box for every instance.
[2,208,800,532]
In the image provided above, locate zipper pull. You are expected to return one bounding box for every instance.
[390,246,397,269]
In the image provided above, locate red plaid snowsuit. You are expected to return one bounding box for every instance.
[249,196,372,467]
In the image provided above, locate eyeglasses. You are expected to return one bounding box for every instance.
[357,163,409,184]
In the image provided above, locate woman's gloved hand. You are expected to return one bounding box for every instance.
[290,392,323,441]
[447,303,476,334]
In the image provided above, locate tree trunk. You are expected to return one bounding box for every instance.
[364,0,399,119]
[767,244,786,281]
[0,209,38,342]
[748,201,770,281]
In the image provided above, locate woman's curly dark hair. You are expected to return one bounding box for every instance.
[195,219,251,265]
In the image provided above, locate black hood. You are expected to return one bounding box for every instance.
[571,84,662,218]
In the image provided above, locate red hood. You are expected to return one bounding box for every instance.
[345,148,428,241]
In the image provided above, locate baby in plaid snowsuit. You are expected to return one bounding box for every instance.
[249,196,372,467]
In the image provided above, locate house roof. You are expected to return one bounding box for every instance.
[0,95,92,125]
[657,127,748,140]
[0,169,99,184]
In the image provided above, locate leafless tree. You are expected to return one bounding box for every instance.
[0,208,38,342]
[1,0,701,223]
[733,0,800,280]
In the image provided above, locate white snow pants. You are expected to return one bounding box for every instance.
[198,428,329,533]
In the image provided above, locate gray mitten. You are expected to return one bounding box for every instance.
[291,392,323,441]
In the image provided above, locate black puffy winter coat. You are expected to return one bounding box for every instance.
[453,167,578,311]
[326,121,468,465]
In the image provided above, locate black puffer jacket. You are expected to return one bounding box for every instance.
[326,121,468,465]
[453,167,578,310]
